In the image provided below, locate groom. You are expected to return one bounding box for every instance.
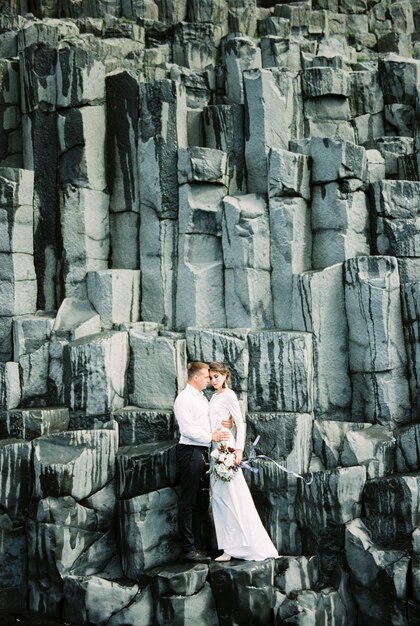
[174,361,231,563]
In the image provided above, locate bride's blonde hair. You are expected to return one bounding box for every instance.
[209,361,231,388]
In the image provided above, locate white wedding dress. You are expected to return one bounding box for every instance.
[209,388,278,561]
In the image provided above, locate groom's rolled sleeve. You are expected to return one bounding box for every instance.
[174,387,212,446]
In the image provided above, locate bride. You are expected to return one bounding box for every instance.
[208,361,278,562]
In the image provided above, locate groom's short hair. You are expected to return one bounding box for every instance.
[188,361,209,379]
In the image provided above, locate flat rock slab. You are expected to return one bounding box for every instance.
[33,426,118,501]
[155,582,218,626]
[209,559,275,626]
[146,562,209,597]
[0,407,69,440]
[112,407,176,447]
[116,441,177,498]
[62,575,152,626]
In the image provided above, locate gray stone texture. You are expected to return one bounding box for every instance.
[291,136,368,184]
[351,368,411,428]
[312,420,370,470]
[296,466,366,580]
[395,423,420,473]
[402,281,420,419]
[210,559,276,626]
[128,330,186,410]
[59,185,110,299]
[0,362,20,410]
[176,183,226,329]
[222,194,274,328]
[293,264,352,421]
[27,503,118,615]
[32,425,118,501]
[112,406,176,446]
[119,487,181,579]
[0,516,27,610]
[0,407,69,440]
[244,68,303,193]
[0,439,32,522]
[116,440,177,498]
[345,518,410,624]
[185,327,250,395]
[341,424,395,479]
[106,68,141,270]
[139,79,187,218]
[363,474,420,547]
[0,168,36,335]
[87,269,140,330]
[0,5,419,625]
[344,256,407,373]
[412,527,420,605]
[269,196,312,329]
[62,576,153,626]
[224,35,261,105]
[371,180,420,257]
[203,104,246,194]
[247,331,313,413]
[139,203,178,328]
[178,147,228,186]
[268,147,311,201]
[53,297,101,341]
[246,412,312,474]
[64,331,129,417]
[311,181,370,269]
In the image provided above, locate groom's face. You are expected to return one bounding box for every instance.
[195,368,210,391]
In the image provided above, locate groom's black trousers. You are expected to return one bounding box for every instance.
[176,443,210,552]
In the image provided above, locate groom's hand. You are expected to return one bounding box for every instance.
[212,428,230,442]
[221,417,233,429]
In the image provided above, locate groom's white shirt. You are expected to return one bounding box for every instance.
[174,383,212,446]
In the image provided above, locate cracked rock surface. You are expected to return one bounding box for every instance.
[0,0,419,624]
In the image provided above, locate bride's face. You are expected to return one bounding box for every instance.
[209,371,226,390]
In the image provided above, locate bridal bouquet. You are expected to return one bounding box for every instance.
[210,443,239,482]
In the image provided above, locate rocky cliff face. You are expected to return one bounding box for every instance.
[0,0,419,624]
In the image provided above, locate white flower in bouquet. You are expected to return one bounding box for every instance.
[211,443,239,482]
[215,464,233,481]
[224,453,236,468]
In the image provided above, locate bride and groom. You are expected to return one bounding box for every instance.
[174,361,278,563]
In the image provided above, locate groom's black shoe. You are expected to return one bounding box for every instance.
[183,549,211,563]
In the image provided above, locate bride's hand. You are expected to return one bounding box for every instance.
[234,449,243,465]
